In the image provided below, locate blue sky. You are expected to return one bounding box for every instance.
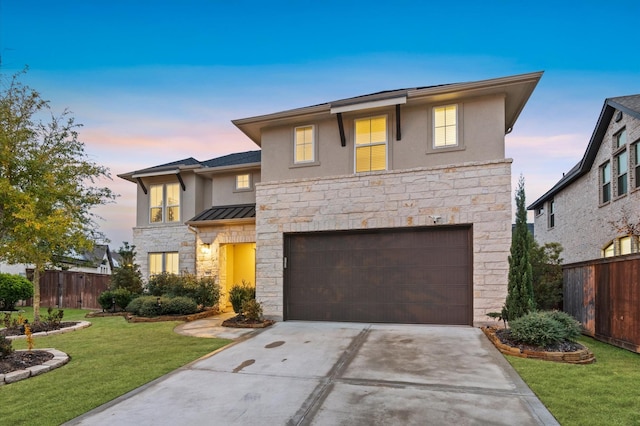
[2,1,639,247]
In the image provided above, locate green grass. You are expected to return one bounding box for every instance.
[1,308,231,425]
[508,336,640,425]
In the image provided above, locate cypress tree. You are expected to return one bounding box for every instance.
[505,175,535,322]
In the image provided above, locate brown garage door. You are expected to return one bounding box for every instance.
[284,226,472,325]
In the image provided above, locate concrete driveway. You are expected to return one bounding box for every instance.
[67,322,558,425]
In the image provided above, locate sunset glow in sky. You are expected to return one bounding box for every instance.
[2,1,639,247]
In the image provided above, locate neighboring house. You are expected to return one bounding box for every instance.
[121,72,542,325]
[528,95,640,264]
[0,244,118,276]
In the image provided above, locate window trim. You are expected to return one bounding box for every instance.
[615,127,627,149]
[548,199,555,229]
[149,183,181,224]
[433,104,459,149]
[632,141,640,191]
[293,124,317,165]
[353,114,388,173]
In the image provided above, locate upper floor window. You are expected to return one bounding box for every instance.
[634,142,640,190]
[616,128,627,148]
[601,161,611,203]
[150,183,180,223]
[236,173,251,190]
[355,116,387,173]
[433,105,458,148]
[149,252,179,276]
[294,125,315,163]
[535,207,543,216]
[602,241,615,258]
[548,199,555,228]
[615,150,628,197]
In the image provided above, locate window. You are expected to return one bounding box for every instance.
[620,236,632,255]
[616,128,627,148]
[548,199,555,228]
[602,242,615,258]
[149,252,179,276]
[149,183,180,223]
[535,207,544,216]
[616,150,628,196]
[236,174,251,190]
[634,143,640,189]
[433,105,458,148]
[355,116,387,173]
[601,161,611,203]
[294,125,314,163]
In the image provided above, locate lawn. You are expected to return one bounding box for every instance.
[508,336,640,425]
[0,307,231,425]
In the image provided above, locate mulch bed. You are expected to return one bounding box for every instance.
[0,351,54,374]
[222,314,275,328]
[0,322,79,338]
[482,326,596,364]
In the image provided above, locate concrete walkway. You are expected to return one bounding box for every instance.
[67,322,558,425]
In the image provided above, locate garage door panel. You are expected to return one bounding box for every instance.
[285,226,472,325]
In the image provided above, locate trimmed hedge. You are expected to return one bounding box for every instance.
[98,288,135,312]
[146,273,220,307]
[125,295,198,317]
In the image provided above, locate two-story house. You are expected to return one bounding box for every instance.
[118,151,261,308]
[528,95,640,264]
[121,72,542,326]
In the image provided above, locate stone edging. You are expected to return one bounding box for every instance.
[124,309,220,323]
[221,319,275,328]
[482,326,596,364]
[0,348,69,385]
[5,321,92,341]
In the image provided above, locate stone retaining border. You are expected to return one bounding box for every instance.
[5,321,92,341]
[0,348,69,385]
[482,326,596,364]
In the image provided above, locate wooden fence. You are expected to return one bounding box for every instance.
[26,270,111,310]
[564,253,640,353]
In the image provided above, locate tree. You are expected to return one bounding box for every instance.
[110,242,143,294]
[505,175,535,322]
[530,241,563,310]
[0,70,115,320]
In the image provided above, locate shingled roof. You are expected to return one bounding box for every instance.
[528,94,640,210]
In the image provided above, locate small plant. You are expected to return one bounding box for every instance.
[509,311,581,347]
[0,335,13,358]
[41,307,64,329]
[229,281,255,314]
[24,321,34,351]
[241,299,263,321]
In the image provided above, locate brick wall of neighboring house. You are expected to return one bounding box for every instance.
[533,113,640,264]
[133,224,195,282]
[255,159,513,325]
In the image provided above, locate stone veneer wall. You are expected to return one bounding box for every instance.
[133,224,195,282]
[193,223,256,278]
[255,159,513,325]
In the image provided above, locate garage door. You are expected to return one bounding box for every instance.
[284,226,472,325]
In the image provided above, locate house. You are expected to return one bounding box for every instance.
[121,72,543,325]
[528,95,640,264]
[118,151,261,309]
[0,244,118,276]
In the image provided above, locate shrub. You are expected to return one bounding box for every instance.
[138,296,166,317]
[146,273,221,308]
[241,299,263,321]
[509,311,581,347]
[99,288,135,312]
[41,307,64,328]
[126,296,156,316]
[0,273,34,310]
[162,297,198,315]
[229,281,255,314]
[0,336,13,358]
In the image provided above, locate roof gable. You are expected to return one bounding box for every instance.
[528,94,640,210]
